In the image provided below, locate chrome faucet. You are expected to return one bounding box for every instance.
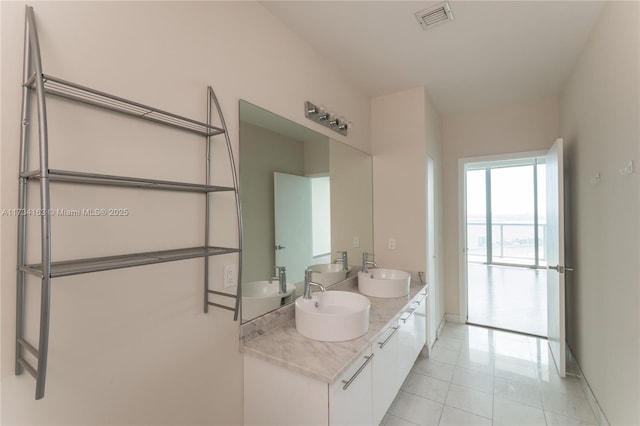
[362,252,378,273]
[303,268,325,299]
[333,251,349,271]
[271,266,287,294]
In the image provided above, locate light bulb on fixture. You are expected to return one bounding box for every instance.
[318,105,329,121]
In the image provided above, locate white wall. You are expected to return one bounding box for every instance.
[441,96,560,316]
[371,87,445,329]
[0,2,370,424]
[560,1,639,424]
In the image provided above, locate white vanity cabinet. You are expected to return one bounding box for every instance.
[242,284,428,426]
[243,346,374,426]
[398,289,428,380]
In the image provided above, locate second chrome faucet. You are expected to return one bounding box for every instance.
[303,268,326,299]
[361,252,378,273]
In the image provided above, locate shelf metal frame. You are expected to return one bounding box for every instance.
[19,246,241,278]
[15,6,243,400]
[29,74,225,137]
[23,169,236,193]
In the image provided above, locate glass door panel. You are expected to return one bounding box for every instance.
[490,165,536,266]
[466,169,487,263]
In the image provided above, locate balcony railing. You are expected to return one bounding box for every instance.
[467,222,546,267]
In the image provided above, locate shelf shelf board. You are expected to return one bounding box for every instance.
[28,74,224,137]
[23,169,235,193]
[20,246,240,278]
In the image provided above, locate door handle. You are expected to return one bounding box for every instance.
[548,265,574,273]
[274,245,286,250]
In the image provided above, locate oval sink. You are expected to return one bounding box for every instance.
[358,269,410,298]
[308,263,352,286]
[295,291,370,342]
[242,280,295,321]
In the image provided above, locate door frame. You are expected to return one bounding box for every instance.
[457,150,547,323]
[426,156,437,347]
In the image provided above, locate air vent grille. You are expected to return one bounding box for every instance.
[415,2,454,30]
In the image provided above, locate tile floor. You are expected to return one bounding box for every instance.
[381,323,599,426]
[467,263,547,337]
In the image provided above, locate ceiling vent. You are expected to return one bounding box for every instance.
[415,1,454,30]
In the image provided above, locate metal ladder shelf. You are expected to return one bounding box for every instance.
[16,6,243,400]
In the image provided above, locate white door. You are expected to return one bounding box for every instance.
[274,172,314,284]
[546,138,566,377]
[427,156,437,347]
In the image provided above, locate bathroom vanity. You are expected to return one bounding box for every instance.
[242,280,428,425]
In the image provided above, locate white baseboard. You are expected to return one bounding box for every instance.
[567,346,609,426]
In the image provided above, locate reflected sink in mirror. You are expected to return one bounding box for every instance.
[295,291,370,342]
[358,269,411,298]
[308,263,352,286]
[242,280,295,322]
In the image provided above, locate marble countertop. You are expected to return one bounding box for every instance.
[241,280,427,384]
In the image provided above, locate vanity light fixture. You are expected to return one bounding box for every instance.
[305,101,351,136]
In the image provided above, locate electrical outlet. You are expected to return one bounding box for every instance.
[224,264,236,288]
[353,236,360,248]
[388,238,396,250]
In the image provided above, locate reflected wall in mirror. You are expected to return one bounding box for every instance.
[239,100,373,322]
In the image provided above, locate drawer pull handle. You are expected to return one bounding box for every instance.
[342,353,375,390]
[413,293,427,305]
[400,308,416,323]
[378,326,400,349]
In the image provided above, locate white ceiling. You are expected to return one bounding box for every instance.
[261,1,605,113]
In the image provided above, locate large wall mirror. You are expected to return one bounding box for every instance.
[239,100,373,322]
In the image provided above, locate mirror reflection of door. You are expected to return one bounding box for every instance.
[274,172,314,284]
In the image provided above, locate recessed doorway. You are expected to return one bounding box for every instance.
[463,154,548,337]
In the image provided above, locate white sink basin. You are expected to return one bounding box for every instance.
[295,291,370,342]
[242,280,295,321]
[358,269,411,298]
[308,263,351,286]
